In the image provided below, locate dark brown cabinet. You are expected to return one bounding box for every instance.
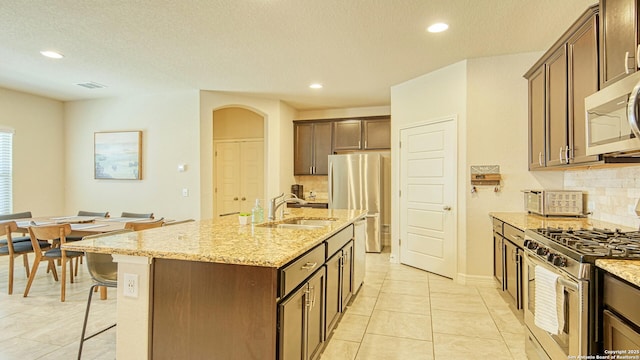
[333,120,362,150]
[294,122,332,175]
[602,273,640,353]
[525,6,600,169]
[491,217,524,311]
[600,0,640,88]
[278,268,326,360]
[492,218,504,286]
[333,117,390,151]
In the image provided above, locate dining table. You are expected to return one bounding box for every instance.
[14,215,160,300]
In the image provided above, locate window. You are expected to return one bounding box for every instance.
[0,128,14,215]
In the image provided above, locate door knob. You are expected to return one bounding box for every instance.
[443,206,452,211]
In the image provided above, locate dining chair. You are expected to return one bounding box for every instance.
[0,211,33,245]
[0,221,51,294]
[24,223,84,302]
[77,210,110,218]
[120,212,154,219]
[124,218,164,231]
[77,229,132,359]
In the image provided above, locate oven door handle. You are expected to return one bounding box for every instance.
[558,277,578,292]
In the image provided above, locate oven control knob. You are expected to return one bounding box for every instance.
[523,239,531,248]
[526,241,538,250]
[546,253,555,263]
[552,256,567,267]
[536,247,548,256]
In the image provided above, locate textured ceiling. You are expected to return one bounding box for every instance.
[0,0,596,110]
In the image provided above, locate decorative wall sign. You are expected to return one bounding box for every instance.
[94,131,142,180]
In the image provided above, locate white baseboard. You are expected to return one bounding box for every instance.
[456,273,498,288]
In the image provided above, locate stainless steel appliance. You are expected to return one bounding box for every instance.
[328,153,389,253]
[585,70,640,156]
[523,227,640,359]
[524,190,585,217]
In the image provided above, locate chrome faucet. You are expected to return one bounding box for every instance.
[267,193,308,221]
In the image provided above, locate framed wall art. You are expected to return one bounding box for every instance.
[94,131,142,180]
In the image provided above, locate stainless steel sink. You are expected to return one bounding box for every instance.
[258,217,337,229]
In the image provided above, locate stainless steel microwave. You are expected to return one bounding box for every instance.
[585,70,640,155]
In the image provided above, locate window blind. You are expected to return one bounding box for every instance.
[0,128,14,215]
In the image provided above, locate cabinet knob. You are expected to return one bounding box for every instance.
[233,197,238,201]
[241,197,246,201]
[443,206,452,211]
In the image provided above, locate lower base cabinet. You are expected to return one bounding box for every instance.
[325,240,354,336]
[602,273,640,353]
[278,268,326,360]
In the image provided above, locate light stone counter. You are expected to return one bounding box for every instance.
[62,208,366,268]
[596,259,640,287]
[489,212,636,232]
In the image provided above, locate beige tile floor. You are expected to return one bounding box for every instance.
[0,250,527,359]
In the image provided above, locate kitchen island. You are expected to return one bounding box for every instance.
[63,208,366,360]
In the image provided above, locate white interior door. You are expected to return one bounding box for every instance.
[240,141,264,213]
[399,119,456,278]
[214,140,264,217]
[215,142,241,216]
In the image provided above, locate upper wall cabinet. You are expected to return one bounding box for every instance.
[524,5,600,170]
[294,122,332,175]
[600,0,640,88]
[333,117,390,151]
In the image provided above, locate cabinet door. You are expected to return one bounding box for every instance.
[294,123,314,175]
[341,242,353,307]
[333,120,362,150]
[363,119,390,149]
[493,233,504,288]
[600,0,639,88]
[307,269,325,360]
[325,253,341,336]
[278,285,305,360]
[528,66,546,169]
[603,310,640,352]
[546,46,568,167]
[312,123,332,175]
[568,14,600,165]
[504,240,518,303]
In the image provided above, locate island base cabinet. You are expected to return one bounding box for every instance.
[325,241,354,337]
[278,267,326,360]
[151,259,278,360]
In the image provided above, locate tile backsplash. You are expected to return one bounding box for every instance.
[293,176,329,201]
[565,166,640,228]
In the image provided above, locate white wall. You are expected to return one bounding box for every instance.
[64,91,201,220]
[296,106,390,120]
[199,91,297,219]
[466,53,563,277]
[0,87,65,216]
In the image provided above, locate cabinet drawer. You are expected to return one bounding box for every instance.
[280,245,325,296]
[326,225,353,258]
[503,223,524,247]
[492,218,503,234]
[604,274,640,327]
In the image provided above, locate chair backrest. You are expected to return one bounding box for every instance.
[28,224,72,255]
[0,221,18,253]
[162,219,195,226]
[121,212,154,219]
[0,211,33,221]
[81,229,132,285]
[124,219,164,231]
[77,210,110,218]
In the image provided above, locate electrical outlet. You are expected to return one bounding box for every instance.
[124,273,139,298]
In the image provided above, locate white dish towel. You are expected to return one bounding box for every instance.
[534,265,565,335]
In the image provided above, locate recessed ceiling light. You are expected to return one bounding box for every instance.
[427,23,449,33]
[40,50,64,59]
[309,83,323,89]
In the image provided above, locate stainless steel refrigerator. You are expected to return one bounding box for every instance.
[328,153,389,253]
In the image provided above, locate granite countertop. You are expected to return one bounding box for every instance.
[596,259,640,287]
[489,212,636,232]
[62,208,366,268]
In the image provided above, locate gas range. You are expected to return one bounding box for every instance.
[524,227,640,279]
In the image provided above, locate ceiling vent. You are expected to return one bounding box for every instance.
[76,81,107,89]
